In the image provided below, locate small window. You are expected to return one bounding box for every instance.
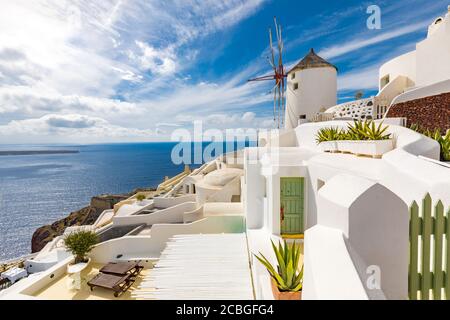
[293,83,299,90]
[291,73,296,80]
[317,179,325,191]
[380,75,390,89]
[434,17,443,25]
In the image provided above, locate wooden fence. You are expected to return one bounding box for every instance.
[409,194,450,300]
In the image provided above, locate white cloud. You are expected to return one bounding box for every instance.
[319,20,429,60]
[0,85,138,116]
[0,0,269,142]
[0,114,157,143]
[131,41,177,75]
[338,65,380,91]
[175,111,273,130]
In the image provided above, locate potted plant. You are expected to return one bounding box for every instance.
[346,120,393,157]
[315,127,342,153]
[64,230,98,266]
[254,240,303,300]
[316,120,394,158]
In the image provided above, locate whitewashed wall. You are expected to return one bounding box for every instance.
[285,67,337,128]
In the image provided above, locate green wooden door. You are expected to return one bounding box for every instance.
[280,177,305,234]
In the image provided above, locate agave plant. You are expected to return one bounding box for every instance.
[441,130,450,161]
[346,120,367,140]
[315,127,343,144]
[427,129,450,162]
[254,240,303,292]
[347,120,391,141]
[410,125,450,161]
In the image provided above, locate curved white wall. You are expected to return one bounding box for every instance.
[416,13,450,87]
[113,202,198,226]
[390,79,450,105]
[379,50,416,91]
[90,216,246,263]
[379,11,450,91]
[285,67,337,128]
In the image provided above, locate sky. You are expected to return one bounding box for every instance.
[0,0,448,144]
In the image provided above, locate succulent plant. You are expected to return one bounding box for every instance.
[315,127,343,144]
[254,240,303,292]
[410,124,450,161]
[316,120,391,144]
[347,120,391,141]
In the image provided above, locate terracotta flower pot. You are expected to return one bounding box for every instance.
[271,278,302,300]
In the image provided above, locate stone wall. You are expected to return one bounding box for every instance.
[387,92,450,131]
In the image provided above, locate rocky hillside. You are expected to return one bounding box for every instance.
[31,188,155,253]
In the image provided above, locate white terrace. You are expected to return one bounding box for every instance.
[133,234,253,300]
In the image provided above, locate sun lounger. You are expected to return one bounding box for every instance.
[87,273,134,297]
[100,261,143,277]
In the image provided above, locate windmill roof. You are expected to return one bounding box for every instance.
[288,48,337,73]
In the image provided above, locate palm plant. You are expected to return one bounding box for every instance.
[64,230,98,264]
[254,240,303,292]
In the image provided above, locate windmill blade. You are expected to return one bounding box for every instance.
[277,83,282,128]
[278,25,284,66]
[273,78,281,123]
[268,28,276,72]
[281,78,286,126]
[267,55,276,69]
[272,87,277,122]
[269,81,279,94]
[248,74,276,82]
[274,17,280,45]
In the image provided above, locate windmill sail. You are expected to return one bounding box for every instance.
[248,17,287,129]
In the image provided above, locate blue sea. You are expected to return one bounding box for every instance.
[0,142,251,261]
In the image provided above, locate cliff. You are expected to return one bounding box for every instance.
[31,188,155,253]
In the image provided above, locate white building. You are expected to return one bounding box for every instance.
[285,48,337,128]
[1,6,450,302]
[380,7,450,92]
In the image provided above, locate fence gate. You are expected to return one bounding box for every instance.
[409,194,450,300]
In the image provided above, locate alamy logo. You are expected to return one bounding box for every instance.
[367,5,382,30]
[366,265,381,290]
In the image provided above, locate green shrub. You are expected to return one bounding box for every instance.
[64,231,98,264]
[441,130,450,161]
[136,194,146,202]
[410,124,450,161]
[254,240,303,292]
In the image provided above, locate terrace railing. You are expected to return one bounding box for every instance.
[409,194,450,300]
